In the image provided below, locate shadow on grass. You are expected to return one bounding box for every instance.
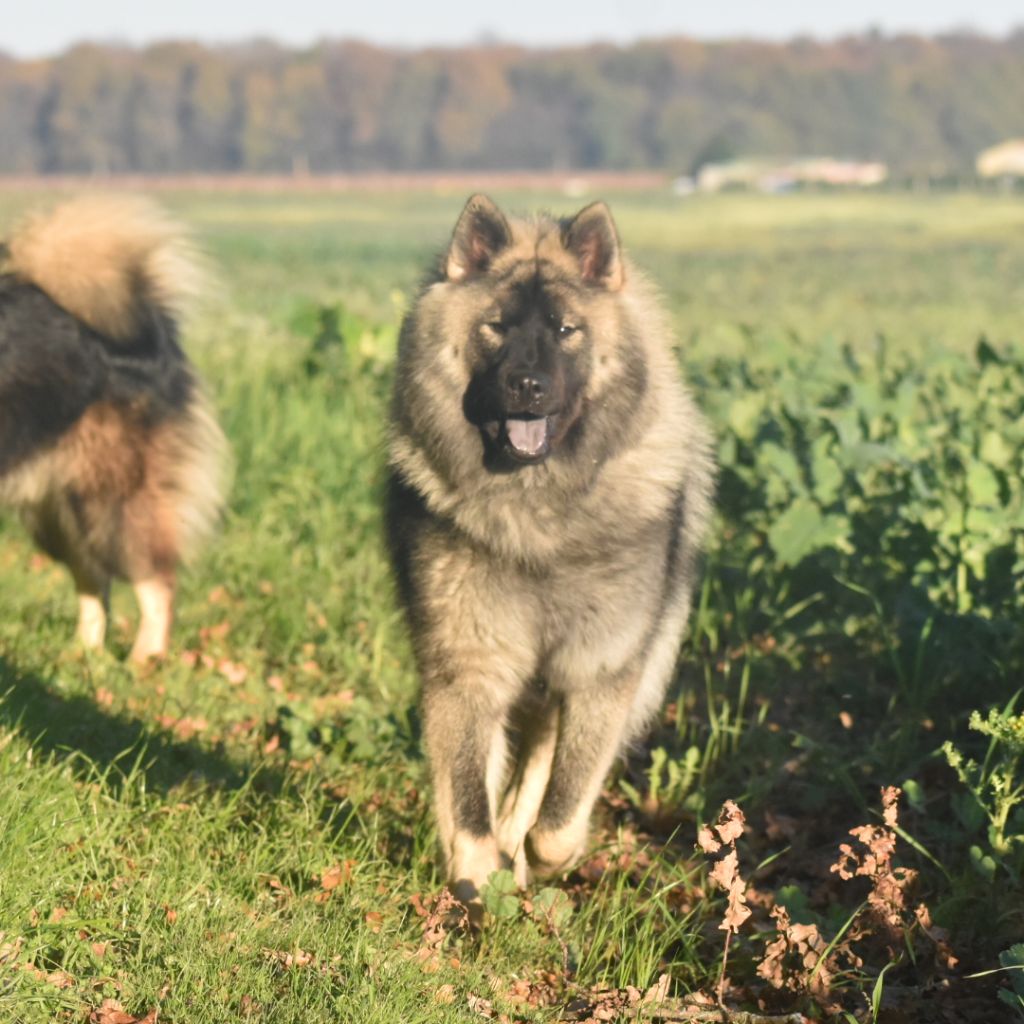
[0,654,284,796]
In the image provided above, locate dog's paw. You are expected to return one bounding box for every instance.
[525,827,586,878]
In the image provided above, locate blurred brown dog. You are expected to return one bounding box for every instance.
[0,197,228,661]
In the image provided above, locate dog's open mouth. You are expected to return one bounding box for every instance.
[482,415,555,463]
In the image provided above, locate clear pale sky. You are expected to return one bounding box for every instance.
[3,0,1019,57]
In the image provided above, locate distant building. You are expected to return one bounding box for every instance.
[976,140,1024,178]
[696,157,888,193]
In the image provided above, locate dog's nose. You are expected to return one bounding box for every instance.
[506,371,549,406]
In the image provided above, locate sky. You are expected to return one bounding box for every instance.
[3,0,1019,57]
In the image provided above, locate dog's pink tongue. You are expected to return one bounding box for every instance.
[506,418,547,455]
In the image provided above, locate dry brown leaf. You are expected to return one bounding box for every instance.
[709,849,739,891]
[156,715,208,741]
[218,659,248,685]
[709,850,751,933]
[264,875,290,897]
[830,786,920,956]
[319,861,354,891]
[757,905,792,989]
[434,983,456,1004]
[201,620,231,642]
[714,800,746,845]
[262,947,314,970]
[881,785,901,829]
[0,935,24,966]
[89,999,153,1024]
[467,992,495,1018]
[412,889,469,952]
[915,903,958,971]
[642,973,671,1005]
[696,826,720,854]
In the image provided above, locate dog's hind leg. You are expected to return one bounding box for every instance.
[119,516,177,664]
[72,566,110,651]
[497,704,559,886]
[76,587,109,649]
[129,574,175,663]
[526,678,638,878]
[122,447,181,663]
[26,494,111,652]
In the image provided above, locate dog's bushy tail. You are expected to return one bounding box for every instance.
[5,195,203,342]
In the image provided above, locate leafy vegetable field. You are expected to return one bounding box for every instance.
[0,188,1022,1023]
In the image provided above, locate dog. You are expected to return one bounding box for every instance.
[0,196,228,662]
[386,194,715,905]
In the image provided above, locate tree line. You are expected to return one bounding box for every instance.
[1,32,1022,176]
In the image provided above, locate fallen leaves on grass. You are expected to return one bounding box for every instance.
[89,1000,157,1024]
[1,934,78,990]
[830,786,918,954]
[42,969,75,989]
[699,800,752,1005]
[218,659,248,685]
[502,971,563,1009]
[914,903,958,972]
[260,874,292,900]
[155,714,208,742]
[262,947,314,970]
[434,983,456,1004]
[561,975,806,1022]
[261,946,346,985]
[756,902,859,1000]
[410,888,469,951]
[0,934,24,965]
[314,860,356,902]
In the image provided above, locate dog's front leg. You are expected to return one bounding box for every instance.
[526,676,638,877]
[422,673,511,908]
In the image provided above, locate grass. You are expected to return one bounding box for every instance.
[1,187,1023,1022]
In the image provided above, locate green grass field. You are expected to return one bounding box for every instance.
[1,188,1023,1023]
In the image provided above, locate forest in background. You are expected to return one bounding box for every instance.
[0,31,1022,176]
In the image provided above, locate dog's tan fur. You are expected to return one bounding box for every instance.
[5,195,203,342]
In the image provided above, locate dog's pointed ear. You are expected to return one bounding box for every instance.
[562,201,624,290]
[446,194,512,282]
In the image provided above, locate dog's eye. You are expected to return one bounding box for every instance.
[557,324,577,339]
[485,321,505,334]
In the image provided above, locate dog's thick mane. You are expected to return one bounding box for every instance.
[4,196,203,342]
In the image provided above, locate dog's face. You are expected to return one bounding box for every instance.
[440,195,628,471]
